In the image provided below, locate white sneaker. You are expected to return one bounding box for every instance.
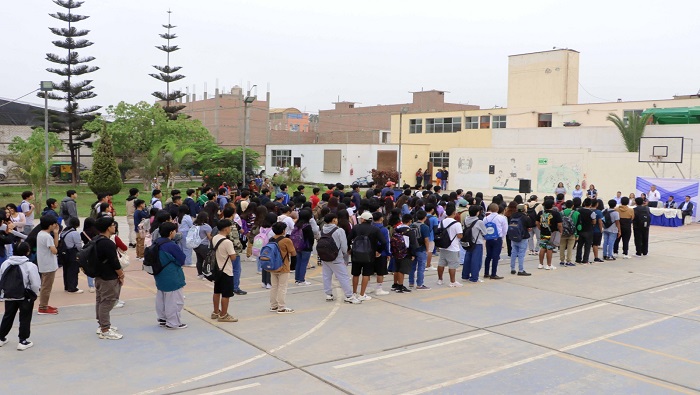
[622,255,631,259]
[357,294,372,301]
[16,340,33,351]
[436,280,444,286]
[429,266,438,271]
[544,265,551,270]
[296,281,312,286]
[374,288,390,296]
[114,300,125,309]
[261,282,267,288]
[325,294,335,302]
[88,287,96,293]
[96,326,119,334]
[344,295,362,304]
[265,284,271,289]
[98,328,123,340]
[538,264,544,269]
[547,265,557,270]
[0,338,8,347]
[66,289,84,294]
[449,281,464,287]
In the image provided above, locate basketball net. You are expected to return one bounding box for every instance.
[651,155,663,167]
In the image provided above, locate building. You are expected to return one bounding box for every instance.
[269,107,311,133]
[390,49,700,197]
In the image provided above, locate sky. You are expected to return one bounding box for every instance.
[4,0,700,113]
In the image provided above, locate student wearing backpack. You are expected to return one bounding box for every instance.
[93,217,126,340]
[292,210,315,286]
[526,196,542,255]
[559,200,579,266]
[370,211,392,295]
[19,191,36,236]
[319,213,360,304]
[424,203,440,269]
[483,203,508,280]
[192,212,213,279]
[591,199,605,263]
[508,204,532,276]
[0,242,40,351]
[222,207,247,295]
[409,210,431,290]
[633,197,651,257]
[210,219,238,323]
[536,200,563,270]
[461,205,488,283]
[614,197,635,259]
[436,203,463,287]
[153,222,188,329]
[574,198,597,264]
[60,190,78,224]
[349,211,385,300]
[392,214,417,293]
[125,188,139,248]
[267,222,297,314]
[151,189,163,210]
[59,217,83,294]
[603,200,621,260]
[133,200,149,260]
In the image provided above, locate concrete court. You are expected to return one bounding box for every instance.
[0,218,699,395]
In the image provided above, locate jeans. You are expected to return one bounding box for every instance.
[179,238,193,266]
[441,180,447,190]
[409,250,427,286]
[461,243,484,282]
[194,244,209,276]
[295,251,311,282]
[483,238,503,277]
[232,255,242,291]
[510,239,527,272]
[0,299,35,341]
[87,276,95,288]
[576,231,593,263]
[603,231,616,257]
[458,245,466,264]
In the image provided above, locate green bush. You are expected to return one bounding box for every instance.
[88,126,123,195]
[202,168,242,188]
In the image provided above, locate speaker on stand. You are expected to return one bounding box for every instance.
[519,179,531,202]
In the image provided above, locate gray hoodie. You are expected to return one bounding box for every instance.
[321,223,348,264]
[60,196,78,221]
[0,255,41,300]
[463,216,488,245]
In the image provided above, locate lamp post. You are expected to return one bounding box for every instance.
[40,81,53,199]
[242,86,256,186]
[397,106,409,185]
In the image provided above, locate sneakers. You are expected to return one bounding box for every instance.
[357,294,372,301]
[261,282,267,288]
[517,271,532,276]
[88,287,96,293]
[158,319,166,327]
[296,281,312,286]
[217,314,238,322]
[468,279,483,283]
[511,270,516,275]
[559,262,566,266]
[269,307,279,312]
[0,338,8,347]
[165,324,188,329]
[538,264,544,269]
[401,285,412,293]
[198,274,205,280]
[66,289,84,294]
[490,275,504,280]
[344,295,362,304]
[622,255,631,259]
[277,307,295,314]
[233,289,248,295]
[17,340,33,350]
[436,279,444,286]
[416,285,431,290]
[325,294,335,302]
[265,284,271,289]
[565,262,576,267]
[375,288,390,296]
[545,265,557,270]
[37,307,58,315]
[98,328,123,340]
[114,300,125,309]
[95,326,119,334]
[210,312,220,319]
[449,281,464,287]
[594,258,604,262]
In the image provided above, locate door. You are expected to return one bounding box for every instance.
[293,157,301,168]
[376,150,397,172]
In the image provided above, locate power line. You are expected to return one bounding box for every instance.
[0,89,41,109]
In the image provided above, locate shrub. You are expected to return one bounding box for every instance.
[370,169,399,188]
[202,168,242,188]
[88,126,123,195]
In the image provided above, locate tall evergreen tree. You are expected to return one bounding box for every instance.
[88,124,122,196]
[41,0,100,186]
[150,10,186,119]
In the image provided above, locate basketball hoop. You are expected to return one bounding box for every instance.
[650,155,663,167]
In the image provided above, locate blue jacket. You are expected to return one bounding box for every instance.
[134,209,149,233]
[372,222,391,256]
[184,197,200,217]
[154,238,186,292]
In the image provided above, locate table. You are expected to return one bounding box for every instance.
[649,207,683,227]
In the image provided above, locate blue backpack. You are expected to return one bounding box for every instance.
[483,214,500,241]
[259,238,284,271]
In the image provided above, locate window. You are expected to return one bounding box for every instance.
[271,149,291,168]
[493,115,507,128]
[380,130,391,144]
[429,151,449,168]
[480,115,491,129]
[426,117,461,133]
[623,110,643,125]
[465,116,479,129]
[323,150,342,173]
[538,113,552,127]
[409,119,423,134]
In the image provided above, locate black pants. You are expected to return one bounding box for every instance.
[614,226,632,255]
[576,231,593,263]
[63,250,80,292]
[506,235,512,256]
[261,269,271,286]
[633,226,649,255]
[194,245,209,276]
[0,299,35,341]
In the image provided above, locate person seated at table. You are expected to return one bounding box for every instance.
[678,196,694,221]
[663,196,676,209]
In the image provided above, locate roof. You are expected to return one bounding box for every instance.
[269,107,301,114]
[509,48,580,57]
[642,107,700,124]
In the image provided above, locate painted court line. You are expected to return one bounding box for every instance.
[649,280,700,294]
[334,333,489,369]
[196,383,261,394]
[529,303,608,324]
[604,339,700,366]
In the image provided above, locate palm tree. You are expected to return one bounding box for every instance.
[606,112,653,152]
[158,141,197,189]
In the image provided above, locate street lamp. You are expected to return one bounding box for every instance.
[398,106,409,185]
[242,85,256,186]
[40,81,53,199]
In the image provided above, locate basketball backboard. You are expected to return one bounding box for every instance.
[638,137,684,163]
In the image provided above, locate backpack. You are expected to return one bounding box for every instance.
[60,200,69,219]
[89,203,99,219]
[203,238,229,281]
[227,222,245,254]
[405,224,421,255]
[603,209,614,229]
[483,214,499,241]
[16,200,26,213]
[259,238,284,271]
[434,220,458,249]
[460,221,478,251]
[142,239,171,275]
[527,203,539,223]
[507,216,527,243]
[634,208,651,228]
[185,225,202,249]
[316,227,340,261]
[561,210,576,236]
[351,233,374,264]
[77,235,106,278]
[390,229,408,260]
[290,223,309,251]
[57,229,76,267]
[0,264,25,300]
[252,227,272,257]
[539,211,552,231]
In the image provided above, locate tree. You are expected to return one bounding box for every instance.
[606,112,653,152]
[41,0,100,186]
[149,10,186,119]
[157,141,197,189]
[5,128,63,201]
[88,124,122,195]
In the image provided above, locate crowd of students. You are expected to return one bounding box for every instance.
[0,179,658,349]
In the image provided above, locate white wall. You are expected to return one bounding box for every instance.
[266,144,398,185]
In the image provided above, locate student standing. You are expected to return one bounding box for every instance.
[574,198,596,264]
[508,204,532,276]
[192,212,213,279]
[409,210,431,290]
[462,205,487,283]
[268,222,297,313]
[19,191,36,236]
[36,216,60,315]
[125,188,139,248]
[133,200,149,259]
[603,200,621,260]
[436,203,464,287]
[633,197,651,256]
[59,217,83,293]
[614,197,635,259]
[153,222,187,329]
[537,200,563,270]
[483,203,507,279]
[559,201,579,266]
[93,217,125,340]
[319,214,360,304]
[0,242,40,351]
[210,220,238,323]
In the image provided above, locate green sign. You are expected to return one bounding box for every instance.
[538,158,548,165]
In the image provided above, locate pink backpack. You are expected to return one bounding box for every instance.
[252,228,272,257]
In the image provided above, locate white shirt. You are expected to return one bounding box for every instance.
[679,201,691,211]
[151,197,163,210]
[278,214,295,236]
[648,190,661,202]
[484,212,508,240]
[440,218,463,252]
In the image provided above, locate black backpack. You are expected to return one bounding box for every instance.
[634,207,651,228]
[351,234,374,264]
[203,238,229,282]
[527,203,540,223]
[0,264,25,300]
[77,235,105,278]
[317,228,340,262]
[405,224,421,255]
[460,221,478,251]
[143,239,171,276]
[603,209,614,229]
[434,220,458,249]
[507,216,527,243]
[57,229,76,267]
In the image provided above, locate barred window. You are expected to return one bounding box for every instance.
[271,149,291,167]
[426,117,462,133]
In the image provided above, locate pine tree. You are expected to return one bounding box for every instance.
[150,10,186,119]
[88,124,122,196]
[41,0,100,186]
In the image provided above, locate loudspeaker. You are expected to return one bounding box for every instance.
[519,179,531,193]
[488,165,495,175]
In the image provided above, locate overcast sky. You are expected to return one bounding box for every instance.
[4,0,700,113]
